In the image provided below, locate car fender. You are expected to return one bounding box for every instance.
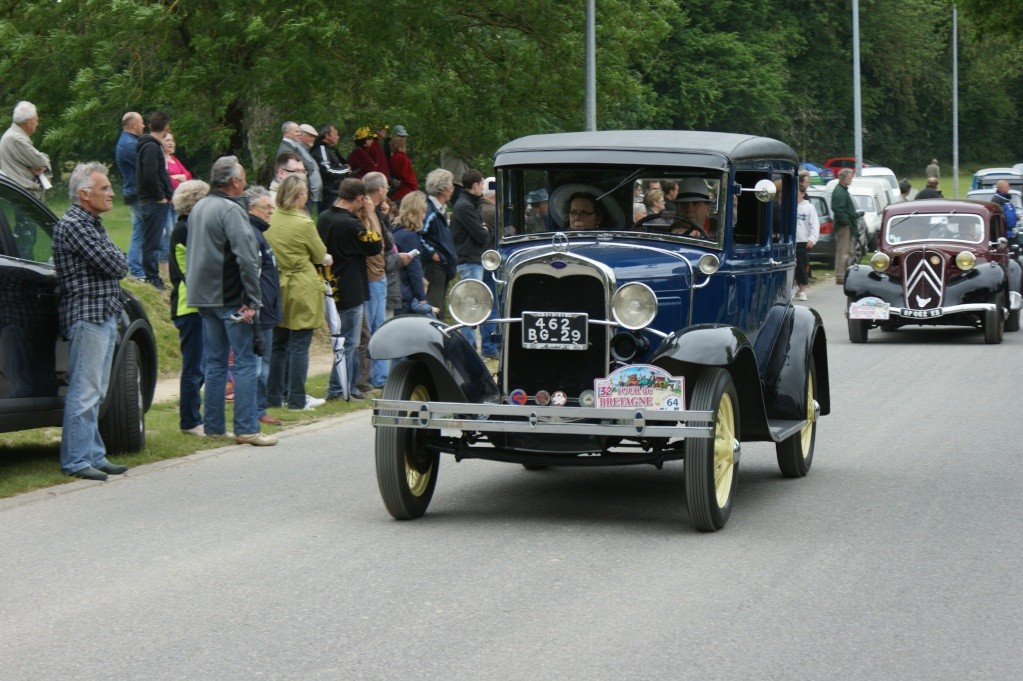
[762,306,831,423]
[844,264,907,306]
[369,315,499,403]
[649,324,772,441]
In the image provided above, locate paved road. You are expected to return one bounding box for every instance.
[2,281,1020,680]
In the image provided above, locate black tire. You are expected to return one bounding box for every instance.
[98,340,145,454]
[776,359,817,478]
[848,317,868,343]
[684,369,739,532]
[522,464,549,471]
[984,305,1004,344]
[375,360,439,520]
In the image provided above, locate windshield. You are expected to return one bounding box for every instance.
[851,194,877,213]
[886,214,985,245]
[502,167,727,247]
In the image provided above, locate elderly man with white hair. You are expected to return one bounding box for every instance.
[51,162,129,480]
[0,101,51,258]
[276,121,322,213]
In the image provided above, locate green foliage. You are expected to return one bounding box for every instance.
[0,0,1020,184]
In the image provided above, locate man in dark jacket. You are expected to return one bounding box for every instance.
[450,169,497,357]
[135,110,173,289]
[115,111,146,279]
[318,178,382,400]
[831,169,859,284]
[915,177,943,201]
[312,123,350,213]
[420,168,458,310]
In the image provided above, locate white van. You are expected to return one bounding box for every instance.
[825,177,891,250]
[859,167,900,203]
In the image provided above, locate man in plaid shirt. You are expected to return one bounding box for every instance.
[52,162,130,481]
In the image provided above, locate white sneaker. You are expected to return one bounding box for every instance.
[795,292,808,301]
[305,396,326,408]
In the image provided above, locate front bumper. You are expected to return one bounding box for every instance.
[373,399,714,439]
[885,301,998,320]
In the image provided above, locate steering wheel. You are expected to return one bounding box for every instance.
[632,213,711,240]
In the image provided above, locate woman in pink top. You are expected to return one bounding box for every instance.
[163,133,192,189]
[160,133,192,263]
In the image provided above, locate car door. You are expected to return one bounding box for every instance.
[0,180,64,420]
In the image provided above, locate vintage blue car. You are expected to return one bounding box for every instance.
[370,131,831,531]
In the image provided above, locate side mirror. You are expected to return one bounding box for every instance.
[739,179,777,203]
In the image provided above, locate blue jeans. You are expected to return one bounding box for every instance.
[456,263,498,356]
[200,307,259,435]
[126,203,145,278]
[268,327,312,410]
[60,315,118,475]
[366,279,389,386]
[328,304,363,398]
[174,313,205,430]
[138,202,169,289]
[159,206,177,263]
[256,325,274,416]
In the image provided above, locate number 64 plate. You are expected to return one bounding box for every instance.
[521,311,588,350]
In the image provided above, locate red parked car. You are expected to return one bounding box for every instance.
[823,157,877,175]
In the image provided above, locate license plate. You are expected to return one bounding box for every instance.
[521,311,588,350]
[902,308,942,319]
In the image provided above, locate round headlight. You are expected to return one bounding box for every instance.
[448,279,493,327]
[870,252,890,273]
[955,251,976,271]
[611,283,658,330]
[698,253,721,275]
[481,249,502,272]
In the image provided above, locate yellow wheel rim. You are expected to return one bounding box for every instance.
[799,375,815,458]
[405,384,433,497]
[713,393,736,508]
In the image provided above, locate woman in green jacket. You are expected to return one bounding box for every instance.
[264,175,332,410]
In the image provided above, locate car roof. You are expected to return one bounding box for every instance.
[859,166,895,175]
[495,130,798,169]
[973,167,1023,177]
[883,199,994,219]
[967,188,1022,197]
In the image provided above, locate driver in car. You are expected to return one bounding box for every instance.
[671,178,714,238]
[566,192,605,230]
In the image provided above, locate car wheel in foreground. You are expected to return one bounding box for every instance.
[848,317,869,343]
[776,359,816,478]
[684,368,739,532]
[98,340,145,454]
[375,360,440,519]
[984,305,1004,345]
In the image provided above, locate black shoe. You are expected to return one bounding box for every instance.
[98,463,128,475]
[70,466,108,481]
[349,391,365,400]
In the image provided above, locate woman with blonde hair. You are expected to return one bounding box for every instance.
[391,191,435,316]
[264,174,332,410]
[169,179,211,435]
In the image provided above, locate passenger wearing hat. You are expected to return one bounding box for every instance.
[276,121,322,213]
[388,125,418,201]
[524,188,549,233]
[672,178,714,239]
[565,192,605,230]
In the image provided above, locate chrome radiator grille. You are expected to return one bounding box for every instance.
[505,273,609,399]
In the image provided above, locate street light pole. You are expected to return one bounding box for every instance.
[853,0,863,175]
[952,3,959,198]
[585,0,596,131]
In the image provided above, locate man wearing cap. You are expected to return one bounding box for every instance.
[672,178,715,239]
[524,189,549,233]
[276,121,322,212]
[388,125,417,201]
[311,123,350,213]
